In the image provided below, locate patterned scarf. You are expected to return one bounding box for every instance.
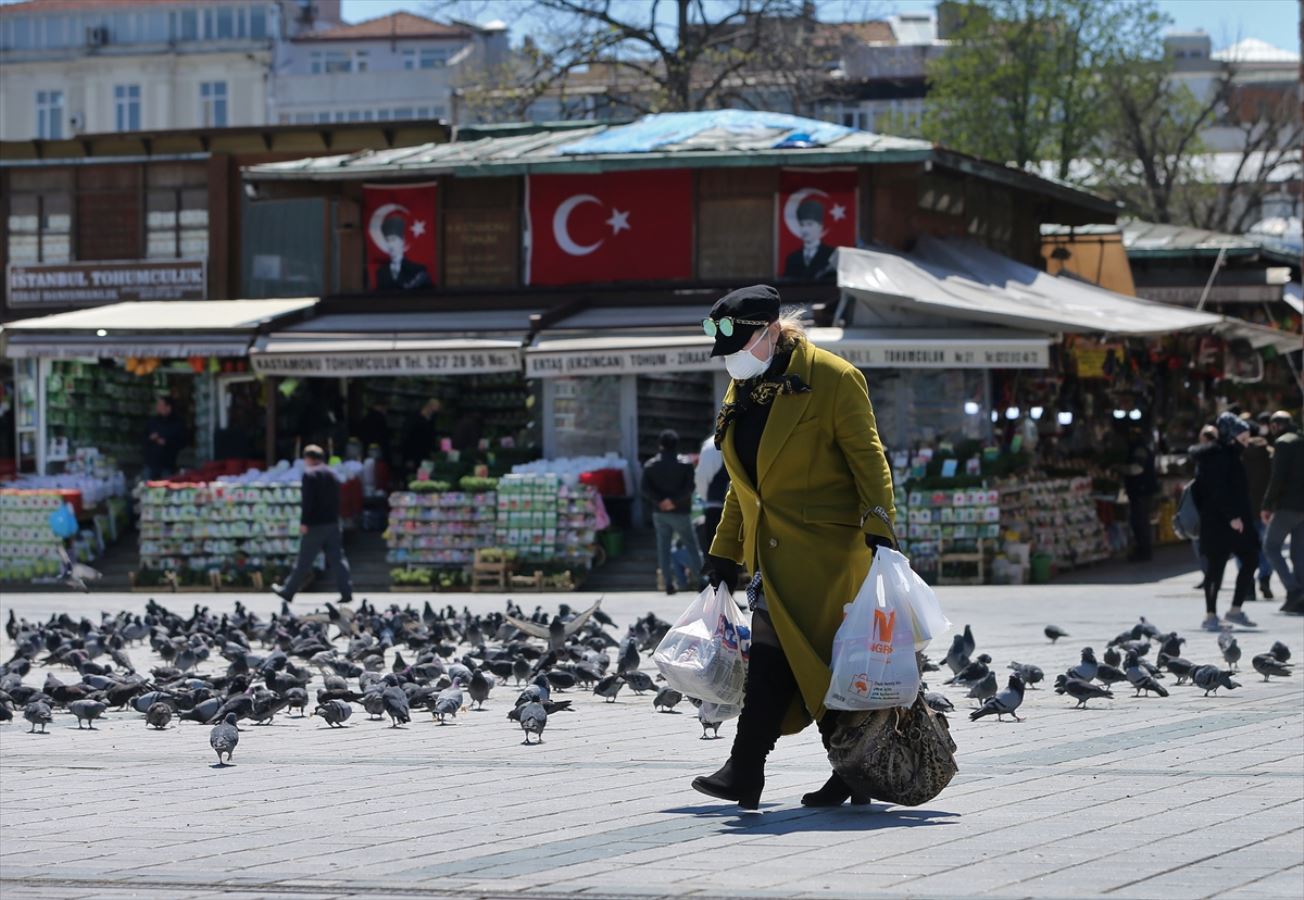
[713,338,812,449]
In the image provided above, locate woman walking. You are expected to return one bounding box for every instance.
[1192,413,1260,631]
[692,285,896,809]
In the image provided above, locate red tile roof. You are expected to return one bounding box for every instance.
[296,11,468,42]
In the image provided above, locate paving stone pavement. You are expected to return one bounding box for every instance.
[1,566,1301,900]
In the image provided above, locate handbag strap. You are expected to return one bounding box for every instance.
[859,504,900,550]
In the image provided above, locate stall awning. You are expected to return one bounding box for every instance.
[839,237,1301,352]
[248,311,532,376]
[525,327,1051,377]
[1,299,317,359]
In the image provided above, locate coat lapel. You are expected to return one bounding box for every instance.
[719,381,755,494]
[756,340,814,486]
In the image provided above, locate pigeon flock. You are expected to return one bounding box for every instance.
[917,616,1294,723]
[1,598,1294,764]
[0,596,735,759]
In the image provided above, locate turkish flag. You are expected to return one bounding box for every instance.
[527,170,693,285]
[776,169,857,281]
[363,182,438,292]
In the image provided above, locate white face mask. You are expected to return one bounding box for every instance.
[725,329,774,380]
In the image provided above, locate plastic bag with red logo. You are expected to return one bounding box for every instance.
[653,584,751,707]
[824,546,948,712]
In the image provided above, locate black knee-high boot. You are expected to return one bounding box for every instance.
[801,712,871,806]
[691,643,796,809]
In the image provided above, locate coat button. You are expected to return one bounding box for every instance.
[768,538,778,548]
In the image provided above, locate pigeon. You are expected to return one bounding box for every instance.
[593,674,625,702]
[624,671,655,695]
[380,675,410,727]
[923,692,954,713]
[653,686,683,712]
[1093,664,1128,687]
[1054,675,1113,708]
[1158,632,1186,658]
[946,654,992,687]
[697,702,726,739]
[969,675,1025,722]
[285,687,309,717]
[24,700,53,733]
[1044,625,1069,644]
[1067,647,1099,682]
[965,671,998,704]
[1102,646,1122,668]
[960,624,975,658]
[1269,641,1291,663]
[511,657,532,686]
[0,703,13,723]
[468,670,493,710]
[432,686,463,724]
[1124,652,1169,697]
[361,692,386,720]
[145,702,173,730]
[543,669,577,692]
[312,699,353,727]
[1006,662,1044,689]
[69,699,107,729]
[209,712,239,765]
[1218,633,1242,671]
[517,700,547,744]
[1136,617,1161,639]
[1191,665,1240,696]
[1109,625,1144,647]
[944,634,969,676]
[1251,654,1292,682]
[56,545,102,593]
[1159,656,1197,685]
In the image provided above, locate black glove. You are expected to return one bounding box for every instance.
[703,554,743,589]
[865,534,894,552]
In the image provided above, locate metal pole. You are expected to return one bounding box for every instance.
[1195,247,1227,311]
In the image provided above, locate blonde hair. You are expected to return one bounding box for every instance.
[775,306,809,345]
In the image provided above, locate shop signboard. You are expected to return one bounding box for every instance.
[527,344,714,377]
[443,208,517,286]
[363,182,438,293]
[526,170,694,285]
[6,259,206,306]
[251,348,520,376]
[824,341,1049,369]
[776,168,857,281]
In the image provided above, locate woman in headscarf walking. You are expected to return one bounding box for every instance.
[692,285,896,810]
[1191,412,1261,631]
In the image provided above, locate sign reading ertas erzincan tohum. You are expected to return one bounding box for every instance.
[6,260,207,305]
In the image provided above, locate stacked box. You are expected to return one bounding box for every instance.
[137,482,301,573]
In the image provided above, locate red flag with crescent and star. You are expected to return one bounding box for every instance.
[526,170,694,285]
[776,169,857,281]
[363,182,438,293]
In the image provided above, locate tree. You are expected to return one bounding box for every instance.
[437,0,839,122]
[922,0,1168,179]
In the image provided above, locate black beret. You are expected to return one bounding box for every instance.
[707,285,780,357]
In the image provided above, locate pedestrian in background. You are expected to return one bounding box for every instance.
[1262,410,1304,615]
[143,394,185,480]
[272,445,353,604]
[642,429,702,595]
[694,433,729,555]
[1191,413,1259,630]
[1239,415,1274,599]
[401,398,441,475]
[694,285,896,810]
[1121,422,1158,562]
[1190,423,1217,591]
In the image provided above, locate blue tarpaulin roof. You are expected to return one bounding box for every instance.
[555,110,855,155]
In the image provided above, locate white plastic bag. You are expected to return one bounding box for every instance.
[824,547,950,711]
[654,584,751,706]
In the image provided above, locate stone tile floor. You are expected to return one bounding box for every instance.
[1,567,1301,899]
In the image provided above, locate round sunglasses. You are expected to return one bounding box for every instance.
[702,316,771,338]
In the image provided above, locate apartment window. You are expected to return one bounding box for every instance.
[393,106,414,119]
[36,90,64,139]
[316,111,331,123]
[141,10,169,42]
[200,81,227,127]
[7,192,72,263]
[249,5,267,39]
[354,50,368,72]
[208,7,235,40]
[376,108,391,121]
[403,47,450,69]
[147,181,208,260]
[175,9,198,41]
[114,84,141,131]
[12,17,32,49]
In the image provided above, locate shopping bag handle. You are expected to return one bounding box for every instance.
[859,505,899,551]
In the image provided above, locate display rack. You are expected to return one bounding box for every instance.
[386,488,498,567]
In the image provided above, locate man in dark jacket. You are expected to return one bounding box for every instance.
[1239,418,1275,598]
[1122,425,1159,562]
[143,395,185,480]
[401,398,441,475]
[642,429,702,594]
[272,445,352,603]
[1262,411,1304,613]
[1192,413,1260,630]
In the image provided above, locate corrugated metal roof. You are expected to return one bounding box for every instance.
[1121,221,1262,257]
[244,112,933,181]
[1,299,317,332]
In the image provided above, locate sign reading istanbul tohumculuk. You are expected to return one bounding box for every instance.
[6,260,206,305]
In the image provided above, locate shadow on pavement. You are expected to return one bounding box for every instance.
[661,804,958,832]
[1049,543,1198,586]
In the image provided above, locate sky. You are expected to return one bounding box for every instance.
[340,0,1301,50]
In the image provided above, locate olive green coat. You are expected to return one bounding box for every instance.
[710,338,896,735]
